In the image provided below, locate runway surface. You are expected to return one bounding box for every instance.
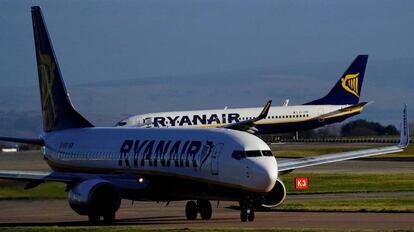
[1,199,414,230]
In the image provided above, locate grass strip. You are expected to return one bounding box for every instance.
[276,197,414,213]
[0,182,66,200]
[281,173,414,194]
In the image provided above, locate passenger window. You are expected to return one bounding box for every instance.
[262,150,273,157]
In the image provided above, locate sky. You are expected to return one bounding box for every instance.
[0,0,413,134]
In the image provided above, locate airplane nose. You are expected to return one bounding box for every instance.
[250,157,278,192]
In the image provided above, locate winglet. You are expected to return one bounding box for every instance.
[221,100,272,133]
[255,100,272,122]
[398,104,409,148]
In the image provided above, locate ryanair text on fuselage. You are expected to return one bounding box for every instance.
[153,113,240,127]
[119,139,218,169]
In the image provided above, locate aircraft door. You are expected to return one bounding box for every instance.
[143,117,152,128]
[211,143,223,175]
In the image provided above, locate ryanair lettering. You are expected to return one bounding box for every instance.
[119,139,215,168]
[153,113,240,127]
[341,73,359,97]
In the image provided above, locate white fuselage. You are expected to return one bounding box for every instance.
[42,127,278,193]
[117,104,360,132]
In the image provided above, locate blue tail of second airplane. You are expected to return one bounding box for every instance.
[305,55,368,105]
[31,6,93,132]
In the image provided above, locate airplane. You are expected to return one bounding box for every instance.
[116,55,370,135]
[0,6,409,224]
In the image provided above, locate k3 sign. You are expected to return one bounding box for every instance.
[295,177,309,190]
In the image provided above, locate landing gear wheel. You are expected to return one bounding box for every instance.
[247,210,255,222]
[185,201,198,220]
[88,214,100,224]
[240,208,248,222]
[103,212,116,224]
[197,200,212,220]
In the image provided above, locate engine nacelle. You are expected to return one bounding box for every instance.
[260,178,286,208]
[68,179,121,216]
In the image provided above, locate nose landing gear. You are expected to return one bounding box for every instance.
[240,199,255,222]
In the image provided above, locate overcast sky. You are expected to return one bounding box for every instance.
[0,0,413,131]
[1,0,414,86]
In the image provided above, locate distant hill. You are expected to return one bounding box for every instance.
[0,57,412,137]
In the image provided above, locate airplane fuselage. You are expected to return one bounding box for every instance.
[42,127,278,200]
[118,104,364,134]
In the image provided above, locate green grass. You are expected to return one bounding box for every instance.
[276,197,414,213]
[275,144,414,158]
[280,173,414,194]
[0,182,66,200]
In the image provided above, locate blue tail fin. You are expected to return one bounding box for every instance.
[305,55,368,105]
[31,6,93,132]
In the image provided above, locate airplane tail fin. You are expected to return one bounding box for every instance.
[305,55,368,105]
[31,6,93,132]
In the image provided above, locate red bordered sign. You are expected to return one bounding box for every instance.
[295,177,309,189]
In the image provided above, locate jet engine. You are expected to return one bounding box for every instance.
[260,178,286,208]
[68,179,121,216]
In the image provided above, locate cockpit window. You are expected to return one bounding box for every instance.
[116,122,127,126]
[232,150,273,160]
[262,150,273,157]
[232,150,246,160]
[245,150,262,157]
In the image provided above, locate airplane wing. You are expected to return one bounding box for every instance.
[0,170,75,190]
[278,105,409,173]
[0,171,149,190]
[222,100,272,133]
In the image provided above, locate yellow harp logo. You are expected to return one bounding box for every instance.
[341,73,359,97]
[39,54,57,128]
[39,54,55,107]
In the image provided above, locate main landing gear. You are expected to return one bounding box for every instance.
[185,200,212,220]
[240,200,255,222]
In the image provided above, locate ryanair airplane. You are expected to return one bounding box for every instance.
[117,55,370,134]
[0,7,409,224]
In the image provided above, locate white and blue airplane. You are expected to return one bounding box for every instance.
[0,6,409,224]
[116,55,370,135]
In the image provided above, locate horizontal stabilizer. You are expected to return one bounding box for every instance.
[315,101,371,120]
